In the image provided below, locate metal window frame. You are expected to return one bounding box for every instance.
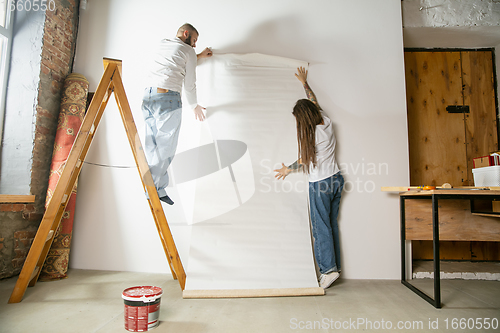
[0,0,15,147]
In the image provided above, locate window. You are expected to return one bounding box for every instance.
[0,0,14,144]
[0,0,9,27]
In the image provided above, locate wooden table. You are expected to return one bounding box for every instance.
[400,189,500,308]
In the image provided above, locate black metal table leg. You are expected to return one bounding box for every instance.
[400,194,442,308]
[432,194,442,308]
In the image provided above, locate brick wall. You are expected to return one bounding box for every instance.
[0,203,38,279]
[33,0,80,215]
[0,0,80,280]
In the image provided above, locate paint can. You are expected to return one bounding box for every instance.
[122,286,162,332]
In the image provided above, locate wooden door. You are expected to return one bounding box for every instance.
[405,49,499,261]
[405,50,497,186]
[462,51,498,184]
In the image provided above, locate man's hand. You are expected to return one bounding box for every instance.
[193,105,206,121]
[197,47,213,59]
[274,163,292,180]
[295,66,308,84]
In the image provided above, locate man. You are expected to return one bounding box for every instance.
[142,23,212,205]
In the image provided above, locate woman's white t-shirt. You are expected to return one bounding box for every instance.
[308,109,340,182]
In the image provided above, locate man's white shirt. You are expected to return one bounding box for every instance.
[148,37,198,109]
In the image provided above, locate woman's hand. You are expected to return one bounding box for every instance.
[296,67,319,106]
[193,105,206,121]
[274,163,292,180]
[295,66,308,84]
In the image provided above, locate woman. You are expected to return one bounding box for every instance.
[274,67,344,289]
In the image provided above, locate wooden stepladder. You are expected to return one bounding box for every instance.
[9,58,185,303]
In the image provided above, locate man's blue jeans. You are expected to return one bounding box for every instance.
[141,88,182,198]
[309,172,344,274]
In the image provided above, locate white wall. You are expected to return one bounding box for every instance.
[402,0,500,28]
[70,0,408,280]
[402,0,500,49]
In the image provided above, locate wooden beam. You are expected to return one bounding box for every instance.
[381,186,500,192]
[103,57,122,76]
[0,195,36,203]
[381,186,420,192]
[183,287,325,299]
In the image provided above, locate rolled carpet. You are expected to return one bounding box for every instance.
[39,73,89,281]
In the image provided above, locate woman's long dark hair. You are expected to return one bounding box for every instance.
[292,99,323,173]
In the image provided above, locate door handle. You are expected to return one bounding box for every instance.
[446,105,469,113]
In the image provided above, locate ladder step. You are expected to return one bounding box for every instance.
[30,267,40,282]
[45,230,54,243]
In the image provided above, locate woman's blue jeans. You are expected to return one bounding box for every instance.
[309,172,344,274]
[141,88,182,198]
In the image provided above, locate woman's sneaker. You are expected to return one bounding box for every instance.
[319,272,340,289]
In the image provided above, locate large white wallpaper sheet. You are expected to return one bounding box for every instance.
[165,54,318,290]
